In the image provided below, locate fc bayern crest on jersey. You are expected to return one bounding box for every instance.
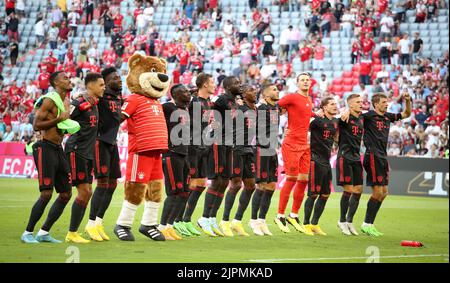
[138,171,145,180]
[151,105,162,115]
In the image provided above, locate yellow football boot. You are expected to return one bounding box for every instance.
[85,226,104,241]
[230,220,250,237]
[311,224,327,236]
[65,232,91,243]
[95,224,110,241]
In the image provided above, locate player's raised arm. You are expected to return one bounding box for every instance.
[33,98,69,131]
[401,91,412,119]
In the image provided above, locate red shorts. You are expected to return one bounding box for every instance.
[282,143,311,176]
[126,151,163,183]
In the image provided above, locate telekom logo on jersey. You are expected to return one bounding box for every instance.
[168,103,280,156]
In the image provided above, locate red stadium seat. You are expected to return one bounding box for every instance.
[352,71,360,78]
[333,85,343,92]
[352,78,360,85]
[333,78,343,85]
[343,78,353,86]
[343,85,353,92]
[342,71,352,78]
[352,64,360,72]
[372,51,380,59]
[373,58,381,65]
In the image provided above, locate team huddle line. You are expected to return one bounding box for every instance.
[20,54,411,244]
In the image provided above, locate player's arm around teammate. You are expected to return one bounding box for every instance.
[303,97,339,236]
[158,84,192,241]
[360,91,411,236]
[275,73,314,235]
[65,73,105,243]
[86,67,123,241]
[197,76,241,237]
[250,84,281,236]
[336,94,365,236]
[220,84,258,237]
[178,73,216,237]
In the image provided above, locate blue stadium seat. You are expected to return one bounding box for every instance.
[432,51,442,58]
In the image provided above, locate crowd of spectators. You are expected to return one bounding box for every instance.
[0,0,448,158]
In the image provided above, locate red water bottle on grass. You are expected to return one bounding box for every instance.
[401,240,424,247]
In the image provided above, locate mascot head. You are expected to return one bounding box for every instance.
[126,53,171,99]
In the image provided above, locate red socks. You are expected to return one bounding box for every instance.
[292,180,307,215]
[278,178,297,215]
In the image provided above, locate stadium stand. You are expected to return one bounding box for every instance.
[0,0,448,158]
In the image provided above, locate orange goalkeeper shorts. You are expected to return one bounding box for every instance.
[281,143,311,177]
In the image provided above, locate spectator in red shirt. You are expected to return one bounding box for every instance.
[181,69,193,85]
[178,47,190,75]
[360,21,372,40]
[366,12,378,35]
[123,30,135,47]
[8,81,22,97]
[299,40,312,70]
[113,9,124,30]
[378,0,389,14]
[190,52,204,72]
[361,33,375,59]
[133,2,143,19]
[209,0,218,13]
[179,14,193,31]
[58,21,70,42]
[37,66,50,93]
[2,108,12,127]
[282,59,293,78]
[172,66,181,84]
[359,55,373,85]
[199,15,211,30]
[312,0,321,11]
[252,8,261,23]
[43,51,58,73]
[312,40,327,71]
[166,40,179,63]
[5,0,15,16]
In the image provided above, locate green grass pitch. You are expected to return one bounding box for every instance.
[0,179,448,263]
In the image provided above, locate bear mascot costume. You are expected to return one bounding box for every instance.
[114,53,170,241]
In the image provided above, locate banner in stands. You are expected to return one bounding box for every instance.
[0,143,448,197]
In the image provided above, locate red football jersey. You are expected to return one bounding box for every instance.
[278,93,314,148]
[38,73,50,90]
[121,94,168,153]
[300,46,312,62]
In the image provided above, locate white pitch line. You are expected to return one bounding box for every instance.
[248,254,449,263]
